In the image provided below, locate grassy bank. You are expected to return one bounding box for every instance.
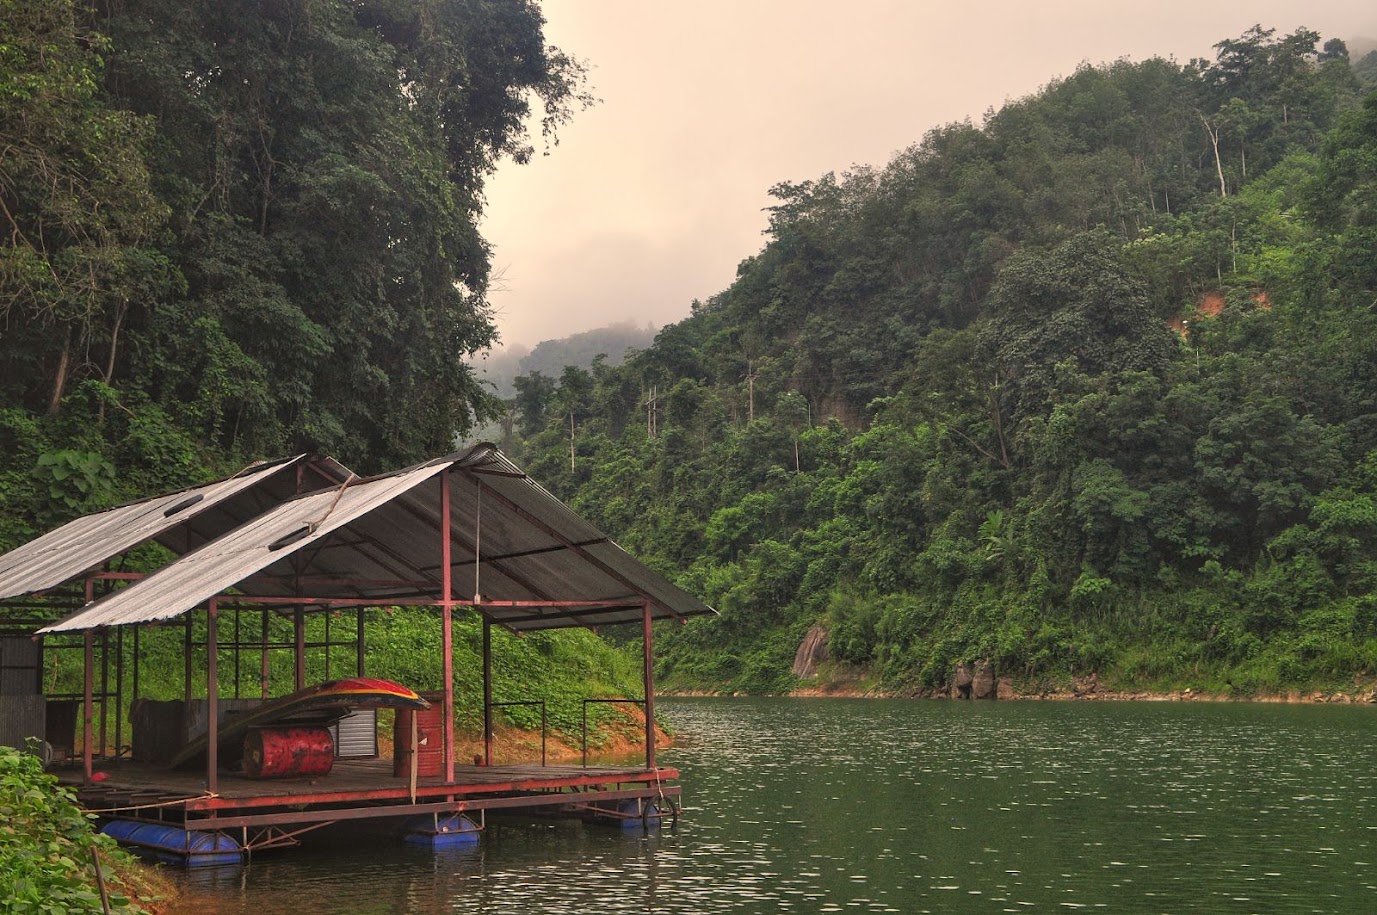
[41,608,653,758]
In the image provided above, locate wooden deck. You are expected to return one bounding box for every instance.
[57,757,681,835]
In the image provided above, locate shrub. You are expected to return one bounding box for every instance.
[0,745,148,913]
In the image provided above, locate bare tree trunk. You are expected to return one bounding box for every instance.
[745,360,757,423]
[48,326,73,415]
[1198,113,1227,198]
[989,378,1011,469]
[96,301,130,422]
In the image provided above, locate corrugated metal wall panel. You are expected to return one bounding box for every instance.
[0,696,45,749]
[330,709,377,758]
[0,636,39,696]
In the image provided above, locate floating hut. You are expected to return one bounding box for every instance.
[0,445,712,862]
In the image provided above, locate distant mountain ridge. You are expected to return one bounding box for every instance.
[479,321,659,398]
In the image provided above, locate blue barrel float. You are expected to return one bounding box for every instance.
[100,820,243,867]
[402,813,481,847]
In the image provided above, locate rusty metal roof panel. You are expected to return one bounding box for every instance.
[36,445,714,635]
[0,455,349,600]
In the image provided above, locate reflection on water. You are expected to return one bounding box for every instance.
[171,699,1377,913]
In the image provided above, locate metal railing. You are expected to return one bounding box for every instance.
[581,698,644,768]
[490,699,547,766]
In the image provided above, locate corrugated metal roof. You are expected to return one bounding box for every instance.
[36,445,714,634]
[0,455,351,600]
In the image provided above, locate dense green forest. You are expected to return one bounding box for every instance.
[6,8,1377,702]
[1,0,585,524]
[502,28,1377,696]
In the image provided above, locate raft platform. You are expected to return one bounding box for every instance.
[59,758,679,858]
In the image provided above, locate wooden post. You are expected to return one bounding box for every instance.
[131,625,140,706]
[440,469,454,783]
[207,600,219,794]
[409,710,418,804]
[642,601,655,770]
[183,612,193,706]
[232,608,241,700]
[356,607,366,677]
[260,608,270,699]
[293,606,305,691]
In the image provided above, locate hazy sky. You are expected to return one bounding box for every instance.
[479,0,1375,350]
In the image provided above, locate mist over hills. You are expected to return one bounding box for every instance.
[478,321,659,398]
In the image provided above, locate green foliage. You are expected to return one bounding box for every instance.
[31,450,117,526]
[1,0,587,474]
[0,745,147,913]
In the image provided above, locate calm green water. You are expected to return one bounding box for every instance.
[171,698,1377,913]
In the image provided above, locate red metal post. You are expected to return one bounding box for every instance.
[293,466,305,693]
[82,630,94,784]
[98,629,109,760]
[207,600,219,794]
[482,617,492,766]
[643,601,655,770]
[113,626,124,757]
[82,577,94,783]
[440,469,454,783]
[478,476,491,767]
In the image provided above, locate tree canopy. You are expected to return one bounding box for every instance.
[2,0,585,482]
[502,28,1377,696]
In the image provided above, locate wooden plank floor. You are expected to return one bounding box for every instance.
[57,756,675,812]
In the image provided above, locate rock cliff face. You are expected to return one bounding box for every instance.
[953,663,974,699]
[973,661,998,700]
[793,625,830,679]
[953,660,998,699]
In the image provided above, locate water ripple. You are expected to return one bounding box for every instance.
[173,699,1377,913]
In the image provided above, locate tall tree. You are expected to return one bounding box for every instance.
[0,0,168,414]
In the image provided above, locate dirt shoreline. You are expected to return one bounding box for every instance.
[665,684,1377,704]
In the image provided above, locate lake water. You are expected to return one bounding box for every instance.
[169,697,1377,913]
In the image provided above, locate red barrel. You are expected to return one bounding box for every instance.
[393,705,443,778]
[242,726,334,779]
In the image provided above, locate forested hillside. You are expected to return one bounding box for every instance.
[6,10,1377,701]
[505,28,1377,696]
